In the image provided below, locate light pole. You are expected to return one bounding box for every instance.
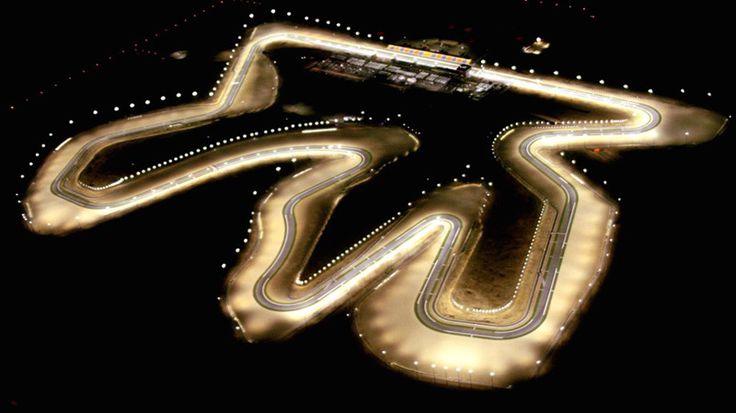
[490,371,495,389]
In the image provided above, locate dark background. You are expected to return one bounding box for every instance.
[3,0,733,409]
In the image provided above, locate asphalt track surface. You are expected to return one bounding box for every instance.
[23,23,728,387]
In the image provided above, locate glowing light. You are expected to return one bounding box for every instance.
[23,23,726,392]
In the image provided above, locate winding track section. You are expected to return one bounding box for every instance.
[22,23,728,388]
